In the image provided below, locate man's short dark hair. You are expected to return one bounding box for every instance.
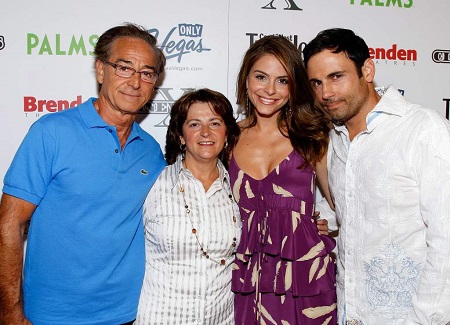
[94,22,166,76]
[303,28,370,77]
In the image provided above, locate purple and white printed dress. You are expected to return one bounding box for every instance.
[230,150,337,325]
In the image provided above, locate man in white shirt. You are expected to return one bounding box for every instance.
[304,28,450,325]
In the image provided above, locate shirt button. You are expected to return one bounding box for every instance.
[115,149,119,153]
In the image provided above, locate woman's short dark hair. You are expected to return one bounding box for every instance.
[165,88,240,169]
[94,22,166,76]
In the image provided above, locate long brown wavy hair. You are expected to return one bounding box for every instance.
[165,88,240,169]
[236,35,330,167]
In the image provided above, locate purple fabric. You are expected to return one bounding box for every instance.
[230,150,337,324]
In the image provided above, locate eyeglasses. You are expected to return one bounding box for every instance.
[104,61,158,84]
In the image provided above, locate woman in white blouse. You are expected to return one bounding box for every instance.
[135,88,241,325]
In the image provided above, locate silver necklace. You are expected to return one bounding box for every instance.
[179,184,237,265]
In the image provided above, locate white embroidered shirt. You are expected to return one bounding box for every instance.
[328,86,450,325]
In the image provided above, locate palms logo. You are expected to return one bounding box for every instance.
[262,0,302,10]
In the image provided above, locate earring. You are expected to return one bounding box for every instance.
[180,143,186,151]
[286,103,293,120]
[224,141,228,149]
[245,89,251,111]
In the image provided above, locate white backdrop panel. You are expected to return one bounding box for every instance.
[1,0,449,182]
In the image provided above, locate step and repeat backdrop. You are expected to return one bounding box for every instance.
[1,0,449,181]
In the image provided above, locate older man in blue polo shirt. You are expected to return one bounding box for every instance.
[0,23,166,325]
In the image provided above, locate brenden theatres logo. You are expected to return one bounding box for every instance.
[23,95,82,117]
[149,24,211,63]
[0,35,5,50]
[140,88,194,127]
[27,33,98,55]
[369,44,417,66]
[261,0,303,10]
[350,0,413,8]
[432,50,450,64]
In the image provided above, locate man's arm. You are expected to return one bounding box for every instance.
[404,121,450,324]
[0,193,35,325]
[315,145,338,233]
[315,146,335,211]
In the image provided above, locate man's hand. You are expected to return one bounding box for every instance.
[312,211,329,235]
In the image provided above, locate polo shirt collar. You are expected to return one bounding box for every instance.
[79,97,143,141]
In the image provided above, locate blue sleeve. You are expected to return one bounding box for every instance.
[3,120,56,205]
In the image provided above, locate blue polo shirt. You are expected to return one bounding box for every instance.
[3,98,166,325]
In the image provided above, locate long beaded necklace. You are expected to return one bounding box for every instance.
[179,181,237,266]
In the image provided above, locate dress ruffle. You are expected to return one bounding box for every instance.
[232,194,336,297]
[230,151,336,299]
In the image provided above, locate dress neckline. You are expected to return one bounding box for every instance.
[230,150,295,181]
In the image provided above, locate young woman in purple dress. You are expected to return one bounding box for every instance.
[230,35,337,325]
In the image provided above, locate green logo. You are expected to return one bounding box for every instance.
[350,0,413,8]
[27,33,98,55]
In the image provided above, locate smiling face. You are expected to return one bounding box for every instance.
[95,37,158,116]
[180,101,227,166]
[246,54,290,119]
[307,49,374,127]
